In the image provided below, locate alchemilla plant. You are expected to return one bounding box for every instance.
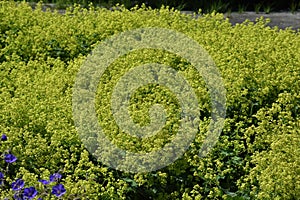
[0,0,299,199]
[1,134,68,199]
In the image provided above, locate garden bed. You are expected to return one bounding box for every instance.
[0,1,299,199]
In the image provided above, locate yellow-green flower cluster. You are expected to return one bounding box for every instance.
[0,1,299,199]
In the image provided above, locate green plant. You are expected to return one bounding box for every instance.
[206,0,229,13]
[290,0,299,13]
[175,1,186,11]
[263,3,274,14]
[254,3,262,13]
[226,7,232,17]
[238,3,248,13]
[242,93,300,199]
[0,1,299,199]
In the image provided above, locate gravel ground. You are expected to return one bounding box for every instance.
[225,12,300,31]
[182,11,300,31]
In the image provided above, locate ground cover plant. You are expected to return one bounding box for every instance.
[0,1,299,199]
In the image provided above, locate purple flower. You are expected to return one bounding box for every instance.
[13,193,24,200]
[11,179,25,191]
[49,173,62,182]
[0,172,4,185]
[4,153,17,163]
[51,184,66,197]
[1,134,7,141]
[0,172,4,179]
[23,186,38,199]
[38,179,50,185]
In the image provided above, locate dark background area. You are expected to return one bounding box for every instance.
[15,0,300,13]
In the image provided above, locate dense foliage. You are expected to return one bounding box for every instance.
[1,1,299,199]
